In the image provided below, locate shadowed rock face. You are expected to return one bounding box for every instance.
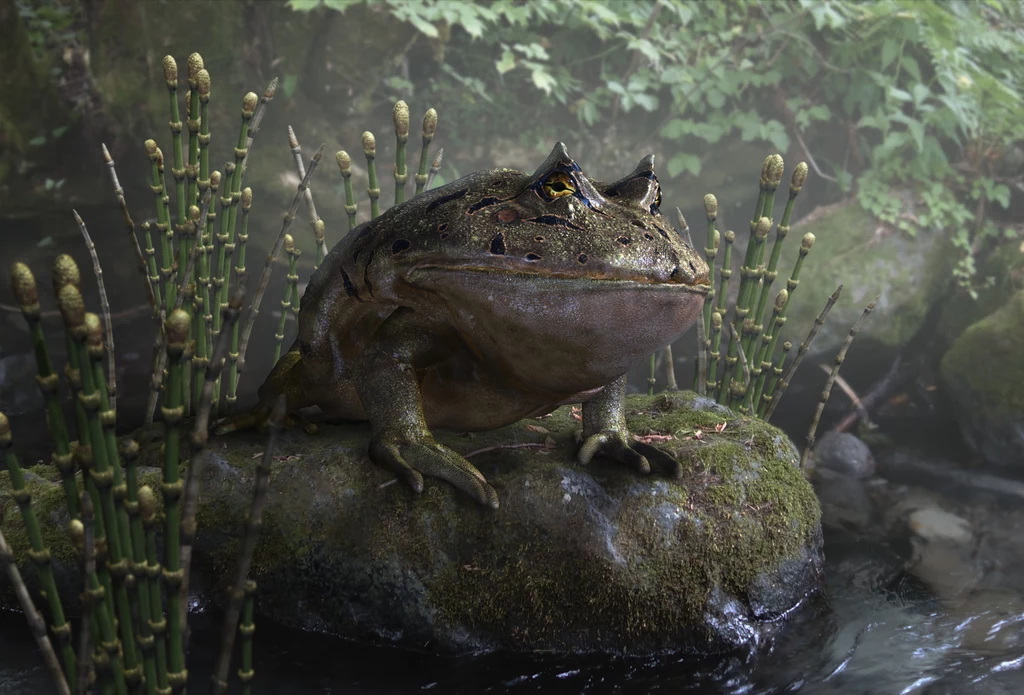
[0,392,823,655]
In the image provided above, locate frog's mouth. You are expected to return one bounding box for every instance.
[407,261,711,292]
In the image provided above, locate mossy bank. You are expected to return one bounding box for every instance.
[1,392,822,655]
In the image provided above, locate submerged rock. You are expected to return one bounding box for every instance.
[1,392,823,655]
[940,289,1024,468]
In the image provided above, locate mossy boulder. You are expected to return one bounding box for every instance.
[940,290,1024,468]
[0,392,822,655]
[776,199,955,357]
[936,239,1024,348]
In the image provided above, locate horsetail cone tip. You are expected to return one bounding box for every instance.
[703,194,718,218]
[102,143,111,162]
[394,100,410,138]
[767,154,785,187]
[287,125,298,148]
[189,204,200,223]
[185,90,192,112]
[211,170,222,187]
[10,262,38,308]
[242,92,258,117]
[711,311,723,328]
[423,108,438,137]
[725,230,736,243]
[336,150,351,172]
[166,309,190,344]
[144,139,158,156]
[163,55,177,84]
[314,219,325,242]
[284,234,294,252]
[793,162,808,189]
[0,411,9,443]
[120,438,139,458]
[57,284,86,329]
[197,68,211,97]
[69,519,84,547]
[713,229,721,248]
[241,187,252,209]
[755,216,771,240]
[801,232,816,251]
[775,289,789,309]
[138,486,157,522]
[187,52,204,81]
[362,131,376,157]
[53,254,81,291]
[84,313,103,349]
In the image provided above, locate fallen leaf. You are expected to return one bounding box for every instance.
[633,432,674,444]
[543,436,558,449]
[715,422,727,433]
[571,406,583,422]
[526,424,550,434]
[694,429,704,440]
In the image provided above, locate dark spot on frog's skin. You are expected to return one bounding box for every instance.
[656,227,670,240]
[439,232,449,239]
[689,261,698,275]
[650,203,661,216]
[617,236,631,246]
[339,266,365,302]
[631,220,647,229]
[438,223,449,233]
[497,208,519,223]
[299,340,312,356]
[392,239,411,254]
[526,253,542,261]
[490,232,506,256]
[534,235,545,242]
[577,253,589,264]
[527,215,584,232]
[643,232,654,240]
[425,188,468,212]
[467,196,505,214]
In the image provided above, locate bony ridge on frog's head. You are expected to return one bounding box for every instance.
[377,141,709,295]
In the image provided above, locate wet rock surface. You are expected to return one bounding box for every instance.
[1,392,823,655]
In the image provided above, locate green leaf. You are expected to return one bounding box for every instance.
[881,39,900,70]
[632,92,659,112]
[530,66,557,94]
[992,184,1011,209]
[281,74,299,99]
[496,50,516,75]
[706,89,726,109]
[660,118,693,139]
[888,87,912,103]
[51,125,69,138]
[911,83,930,106]
[667,152,701,178]
[288,0,322,10]
[28,135,46,146]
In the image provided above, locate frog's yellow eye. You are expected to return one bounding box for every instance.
[541,172,576,199]
[655,187,662,209]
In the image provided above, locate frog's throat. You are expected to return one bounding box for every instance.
[406,263,711,292]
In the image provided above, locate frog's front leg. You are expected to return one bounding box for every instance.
[354,307,500,509]
[576,374,683,478]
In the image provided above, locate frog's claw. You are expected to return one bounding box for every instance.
[370,435,499,509]
[577,373,684,479]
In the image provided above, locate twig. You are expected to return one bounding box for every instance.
[464,442,547,458]
[239,77,278,179]
[425,147,443,190]
[764,285,843,421]
[832,355,902,434]
[794,129,838,183]
[801,297,877,468]
[73,209,116,412]
[0,528,71,695]
[179,283,245,648]
[237,145,324,380]
[288,125,327,261]
[817,364,864,414]
[102,143,156,313]
[211,395,287,695]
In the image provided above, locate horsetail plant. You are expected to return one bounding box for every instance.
[10,263,79,518]
[239,579,257,695]
[225,187,253,412]
[426,147,444,190]
[102,142,155,313]
[273,235,300,364]
[415,108,438,195]
[73,210,117,411]
[337,150,358,231]
[394,100,410,206]
[287,125,327,265]
[363,131,380,219]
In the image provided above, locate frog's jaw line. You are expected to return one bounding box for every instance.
[406,263,711,293]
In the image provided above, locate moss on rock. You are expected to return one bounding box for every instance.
[1,392,822,655]
[940,289,1024,467]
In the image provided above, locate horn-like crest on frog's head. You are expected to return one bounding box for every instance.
[601,154,662,215]
[528,142,605,207]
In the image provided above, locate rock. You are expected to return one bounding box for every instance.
[810,431,875,479]
[775,199,955,358]
[940,289,1024,468]
[906,507,980,599]
[812,468,873,530]
[0,392,823,656]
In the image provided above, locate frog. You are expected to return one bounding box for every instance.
[220,143,709,508]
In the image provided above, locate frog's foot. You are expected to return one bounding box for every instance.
[213,406,318,436]
[370,430,500,509]
[575,428,683,479]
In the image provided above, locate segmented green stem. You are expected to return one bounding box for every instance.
[647,352,656,396]
[0,412,76,686]
[363,131,380,219]
[426,147,443,190]
[393,100,409,206]
[185,54,203,213]
[273,235,300,363]
[337,150,357,231]
[139,486,170,693]
[145,141,174,311]
[761,341,792,414]
[414,108,437,196]
[10,263,79,518]
[238,580,257,695]
[226,188,252,412]
[163,56,187,288]
[707,311,723,396]
[740,156,784,361]
[194,171,221,407]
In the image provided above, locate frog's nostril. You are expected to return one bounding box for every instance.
[392,239,411,254]
[617,236,630,246]
[577,253,589,264]
[526,253,542,261]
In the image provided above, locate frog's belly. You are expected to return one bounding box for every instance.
[312,354,601,431]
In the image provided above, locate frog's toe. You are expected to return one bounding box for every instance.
[370,439,499,509]
[577,431,652,475]
[284,413,318,435]
[630,441,684,479]
[213,407,269,435]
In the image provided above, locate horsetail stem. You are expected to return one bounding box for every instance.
[721,216,770,406]
[426,147,444,190]
[741,155,785,362]
[102,143,155,313]
[393,100,410,206]
[707,311,723,396]
[0,412,77,686]
[415,108,437,195]
[195,170,221,406]
[363,131,380,219]
[238,580,257,695]
[139,485,170,692]
[10,263,79,518]
[336,150,357,232]
[163,56,187,282]
[226,187,252,412]
[185,53,203,212]
[273,235,300,364]
[750,289,789,410]
[145,140,174,311]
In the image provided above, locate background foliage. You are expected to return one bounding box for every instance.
[290,0,1024,296]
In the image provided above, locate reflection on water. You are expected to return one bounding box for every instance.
[3,211,1024,693]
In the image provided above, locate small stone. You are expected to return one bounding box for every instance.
[811,431,875,479]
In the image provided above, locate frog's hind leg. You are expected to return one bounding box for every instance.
[214,344,317,435]
[353,307,499,509]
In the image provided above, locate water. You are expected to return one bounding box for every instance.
[3,210,1024,693]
